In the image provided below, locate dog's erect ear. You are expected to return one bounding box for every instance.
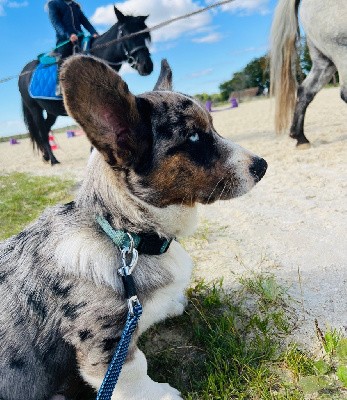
[153,59,173,91]
[60,55,141,168]
[114,7,125,23]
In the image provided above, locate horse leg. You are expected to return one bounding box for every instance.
[33,109,59,165]
[41,114,51,162]
[341,87,347,104]
[30,108,60,165]
[290,41,336,148]
[337,63,347,104]
[21,100,46,160]
[42,113,60,165]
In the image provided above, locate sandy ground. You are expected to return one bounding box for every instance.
[0,87,346,351]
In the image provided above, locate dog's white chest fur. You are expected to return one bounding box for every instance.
[138,240,193,334]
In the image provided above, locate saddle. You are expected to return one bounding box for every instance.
[29,36,92,100]
[29,62,61,100]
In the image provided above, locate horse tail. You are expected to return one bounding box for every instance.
[21,100,42,151]
[270,0,300,133]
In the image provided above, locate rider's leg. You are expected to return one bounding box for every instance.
[55,42,73,96]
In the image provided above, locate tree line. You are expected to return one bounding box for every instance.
[195,37,338,103]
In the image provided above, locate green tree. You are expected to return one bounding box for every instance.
[219,80,234,101]
[300,37,312,76]
[218,55,269,100]
[194,93,211,102]
[244,55,269,90]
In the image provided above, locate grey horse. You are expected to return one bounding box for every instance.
[270,0,347,148]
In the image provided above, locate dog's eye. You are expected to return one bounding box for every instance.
[189,133,199,142]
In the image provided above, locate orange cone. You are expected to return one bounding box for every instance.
[49,133,58,150]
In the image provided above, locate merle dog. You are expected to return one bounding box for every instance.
[0,56,267,400]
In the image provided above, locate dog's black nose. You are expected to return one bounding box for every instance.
[249,157,267,182]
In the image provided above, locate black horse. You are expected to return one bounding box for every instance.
[18,7,153,165]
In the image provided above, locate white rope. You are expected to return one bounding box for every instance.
[0,0,234,85]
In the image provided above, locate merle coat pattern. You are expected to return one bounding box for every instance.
[1,56,267,400]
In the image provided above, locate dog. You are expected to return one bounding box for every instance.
[0,56,267,400]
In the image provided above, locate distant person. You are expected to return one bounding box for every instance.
[47,0,99,59]
[47,0,99,95]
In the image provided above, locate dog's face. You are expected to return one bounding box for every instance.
[60,56,266,208]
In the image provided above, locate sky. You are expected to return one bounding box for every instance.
[0,0,278,136]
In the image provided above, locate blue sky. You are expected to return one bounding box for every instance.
[0,0,277,136]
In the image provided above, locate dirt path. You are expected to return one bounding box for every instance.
[1,87,346,350]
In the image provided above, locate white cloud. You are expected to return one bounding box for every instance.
[91,0,212,43]
[8,1,28,8]
[192,32,222,43]
[0,0,28,15]
[118,63,137,76]
[90,0,270,46]
[220,0,270,15]
[0,0,6,15]
[229,45,268,56]
[150,41,177,54]
[188,68,213,78]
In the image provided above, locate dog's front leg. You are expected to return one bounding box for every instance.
[113,348,182,400]
[80,347,182,400]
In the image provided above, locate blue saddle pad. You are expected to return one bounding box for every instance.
[29,63,62,100]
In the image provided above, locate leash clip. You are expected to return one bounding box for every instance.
[118,233,138,276]
[118,234,140,316]
[118,247,138,276]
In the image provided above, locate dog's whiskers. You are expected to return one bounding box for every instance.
[218,180,230,201]
[207,176,226,203]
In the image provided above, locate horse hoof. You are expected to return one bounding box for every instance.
[43,155,50,163]
[51,160,61,166]
[296,142,311,150]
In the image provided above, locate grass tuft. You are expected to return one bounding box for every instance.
[0,172,74,239]
[140,277,303,399]
[140,276,347,399]
[283,346,315,379]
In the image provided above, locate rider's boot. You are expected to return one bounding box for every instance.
[55,58,62,97]
[55,82,61,97]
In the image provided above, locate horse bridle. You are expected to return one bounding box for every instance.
[107,25,148,69]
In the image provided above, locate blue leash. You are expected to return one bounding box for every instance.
[96,304,142,399]
[96,217,143,400]
[95,216,172,399]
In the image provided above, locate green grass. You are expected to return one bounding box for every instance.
[139,223,347,399]
[1,172,346,399]
[140,278,300,399]
[139,277,347,399]
[0,132,29,143]
[0,172,74,239]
